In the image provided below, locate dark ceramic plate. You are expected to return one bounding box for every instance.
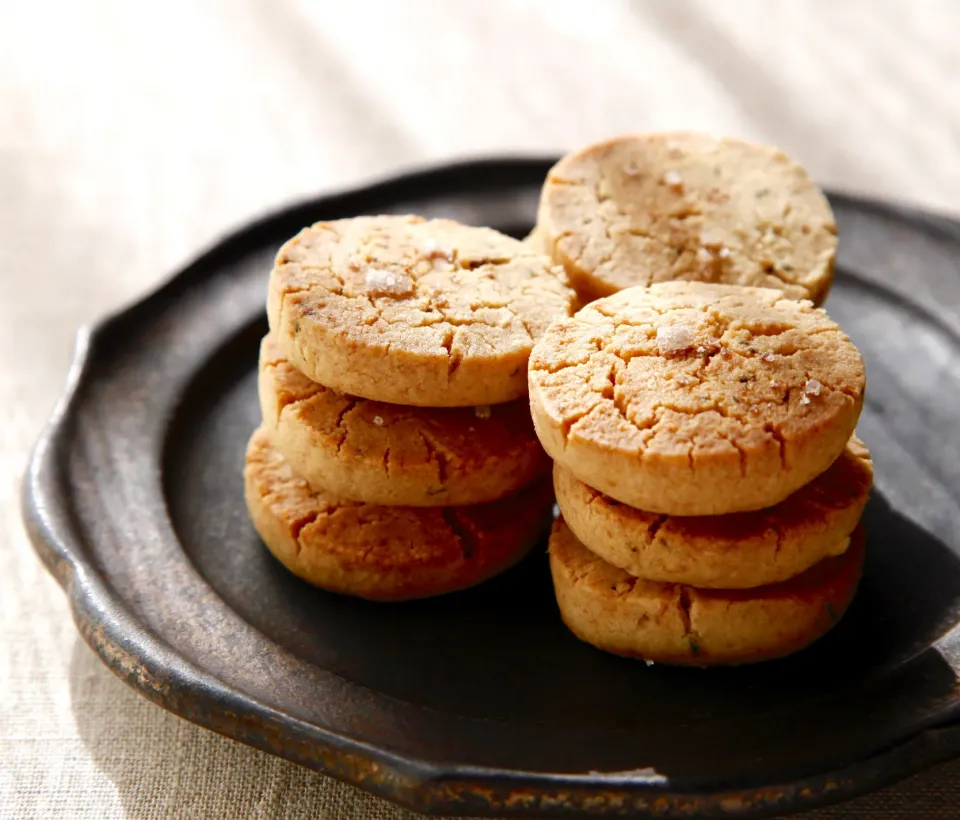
[23,159,960,819]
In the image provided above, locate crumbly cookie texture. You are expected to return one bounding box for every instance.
[537,133,837,304]
[267,214,576,407]
[549,517,864,666]
[555,436,871,589]
[523,226,549,255]
[528,282,865,515]
[258,335,549,506]
[244,428,554,601]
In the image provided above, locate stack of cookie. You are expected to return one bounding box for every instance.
[528,132,838,306]
[529,282,870,665]
[245,215,577,600]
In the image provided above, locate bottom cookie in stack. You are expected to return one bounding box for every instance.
[549,437,873,665]
[245,428,554,601]
[550,518,864,666]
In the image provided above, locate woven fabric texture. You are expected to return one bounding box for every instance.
[3,1,959,817]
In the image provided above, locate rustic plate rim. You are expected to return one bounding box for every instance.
[21,158,960,819]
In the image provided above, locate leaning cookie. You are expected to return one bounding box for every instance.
[529,282,865,515]
[537,132,837,304]
[258,335,549,506]
[554,437,872,589]
[244,428,553,601]
[549,518,864,666]
[267,214,576,407]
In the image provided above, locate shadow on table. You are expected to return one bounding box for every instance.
[67,636,430,819]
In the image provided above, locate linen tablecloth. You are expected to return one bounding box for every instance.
[3,1,959,817]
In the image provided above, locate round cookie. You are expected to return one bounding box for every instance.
[549,517,864,666]
[528,282,865,515]
[537,133,837,304]
[267,214,576,407]
[555,436,872,589]
[244,428,553,601]
[258,335,549,506]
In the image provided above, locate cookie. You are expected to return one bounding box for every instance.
[549,517,864,666]
[523,226,549,255]
[244,428,553,600]
[537,133,837,304]
[258,335,549,506]
[267,215,576,407]
[555,437,872,589]
[529,282,865,515]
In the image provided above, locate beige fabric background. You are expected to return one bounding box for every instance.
[3,1,959,817]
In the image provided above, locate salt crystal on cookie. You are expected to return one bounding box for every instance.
[364,267,414,297]
[421,237,453,261]
[656,325,695,355]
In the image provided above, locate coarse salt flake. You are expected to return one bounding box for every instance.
[422,237,453,260]
[718,247,731,259]
[801,394,812,405]
[372,415,384,427]
[696,248,713,263]
[364,267,414,296]
[662,170,682,187]
[804,379,822,396]
[475,405,491,420]
[761,352,776,363]
[656,325,695,355]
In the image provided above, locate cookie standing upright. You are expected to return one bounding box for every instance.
[537,133,837,304]
[267,215,576,407]
[529,282,865,515]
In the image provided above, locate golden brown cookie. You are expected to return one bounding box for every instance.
[267,215,576,407]
[529,282,865,515]
[555,437,872,588]
[244,428,553,601]
[537,133,837,304]
[523,226,549,255]
[258,335,549,506]
[549,517,864,666]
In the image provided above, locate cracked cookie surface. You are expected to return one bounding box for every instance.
[555,437,871,589]
[244,428,554,601]
[258,335,549,506]
[537,133,837,304]
[267,214,576,407]
[529,282,865,515]
[549,517,864,666]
